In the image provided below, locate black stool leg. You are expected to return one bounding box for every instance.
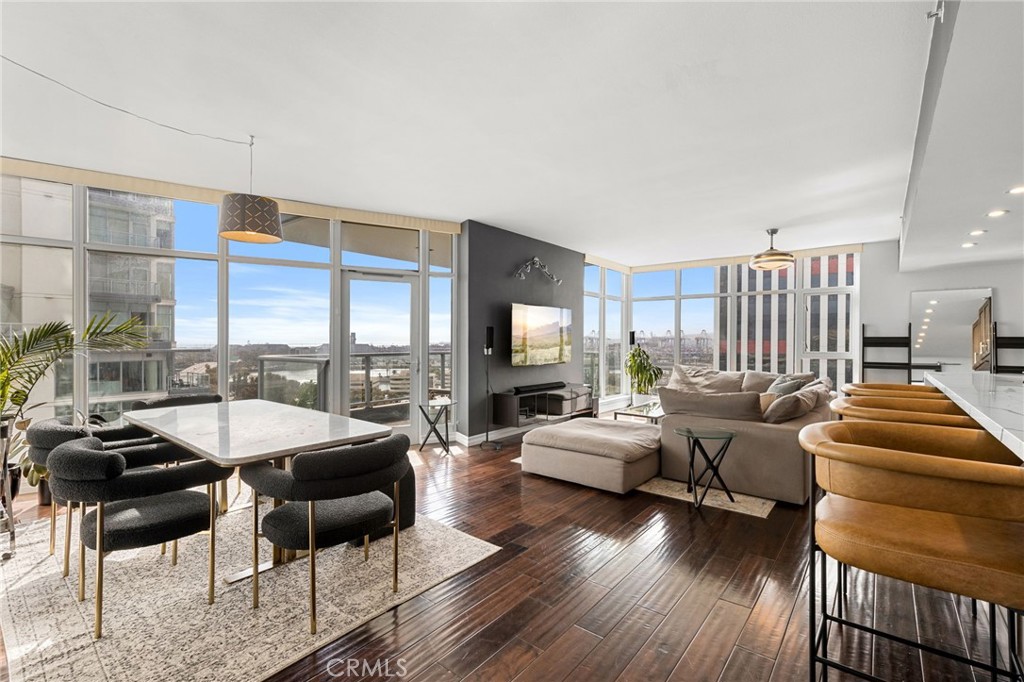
[808,491,817,682]
[990,601,998,682]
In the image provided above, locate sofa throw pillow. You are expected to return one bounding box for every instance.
[767,379,804,396]
[658,387,763,422]
[759,392,779,413]
[763,390,815,424]
[765,372,816,395]
[667,366,745,394]
[763,385,827,423]
[804,376,834,392]
[742,371,779,393]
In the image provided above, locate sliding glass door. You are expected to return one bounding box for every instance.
[344,273,420,435]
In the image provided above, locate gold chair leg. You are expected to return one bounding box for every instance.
[364,534,369,562]
[63,501,73,577]
[161,464,169,555]
[208,484,216,605]
[393,481,400,593]
[94,502,104,639]
[219,478,228,514]
[77,502,86,602]
[309,500,317,635]
[236,466,242,495]
[252,489,259,609]
[171,539,178,566]
[49,500,56,555]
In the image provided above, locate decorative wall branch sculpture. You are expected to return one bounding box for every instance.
[513,256,562,286]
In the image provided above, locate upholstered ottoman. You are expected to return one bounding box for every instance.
[521,418,660,494]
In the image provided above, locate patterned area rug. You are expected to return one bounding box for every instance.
[0,499,498,682]
[636,477,775,518]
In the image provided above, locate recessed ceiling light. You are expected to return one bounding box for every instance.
[923,318,931,322]
[922,325,929,329]
[929,300,938,304]
[925,308,934,313]
[969,230,987,236]
[915,344,921,348]
[1009,186,1024,195]
[962,242,977,248]
[987,209,1009,218]
[919,332,926,336]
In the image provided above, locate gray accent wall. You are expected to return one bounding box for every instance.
[456,220,584,438]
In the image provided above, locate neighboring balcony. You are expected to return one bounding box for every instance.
[88,277,162,303]
[91,228,171,249]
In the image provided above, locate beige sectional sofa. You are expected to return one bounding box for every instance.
[658,366,834,504]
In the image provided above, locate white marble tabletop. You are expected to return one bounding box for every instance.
[924,372,1024,460]
[123,399,393,466]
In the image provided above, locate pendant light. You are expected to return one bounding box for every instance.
[218,136,283,243]
[749,228,795,271]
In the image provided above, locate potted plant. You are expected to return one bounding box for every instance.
[624,344,664,406]
[1,315,147,515]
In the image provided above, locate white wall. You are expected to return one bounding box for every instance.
[860,240,1023,379]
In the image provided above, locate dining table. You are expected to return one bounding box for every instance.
[122,398,393,581]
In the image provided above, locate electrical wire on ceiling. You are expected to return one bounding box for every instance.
[1,54,249,146]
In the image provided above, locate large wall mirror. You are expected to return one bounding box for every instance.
[909,287,993,381]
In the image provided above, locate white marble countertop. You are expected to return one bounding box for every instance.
[123,399,392,466]
[924,372,1024,460]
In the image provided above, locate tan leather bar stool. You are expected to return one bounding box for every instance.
[840,382,949,400]
[830,396,980,429]
[799,420,1024,681]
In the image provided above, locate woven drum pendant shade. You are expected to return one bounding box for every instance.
[218,193,283,243]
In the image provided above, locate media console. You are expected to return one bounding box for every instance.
[492,382,593,428]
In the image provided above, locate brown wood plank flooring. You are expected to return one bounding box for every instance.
[0,439,1007,682]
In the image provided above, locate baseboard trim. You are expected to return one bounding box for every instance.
[454,425,535,447]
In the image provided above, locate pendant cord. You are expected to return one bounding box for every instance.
[2,54,250,147]
[249,136,255,194]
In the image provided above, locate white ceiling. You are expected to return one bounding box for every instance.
[900,1,1024,271]
[1,2,938,265]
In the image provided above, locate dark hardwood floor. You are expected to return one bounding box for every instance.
[2,438,1009,682]
[267,439,1003,682]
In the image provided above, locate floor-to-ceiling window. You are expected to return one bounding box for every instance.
[0,177,74,419]
[582,262,628,400]
[227,214,331,412]
[84,190,221,420]
[631,269,675,380]
[798,251,859,386]
[428,230,455,429]
[1,173,456,440]
[621,252,858,391]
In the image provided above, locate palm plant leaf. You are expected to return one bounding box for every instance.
[1,313,147,419]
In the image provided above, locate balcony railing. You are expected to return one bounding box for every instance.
[91,228,169,249]
[248,351,452,420]
[256,355,330,412]
[89,277,161,298]
[0,322,30,339]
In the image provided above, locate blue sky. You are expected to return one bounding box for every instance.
[169,200,451,347]
[585,266,717,339]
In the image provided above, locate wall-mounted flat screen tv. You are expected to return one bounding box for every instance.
[511,303,572,366]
